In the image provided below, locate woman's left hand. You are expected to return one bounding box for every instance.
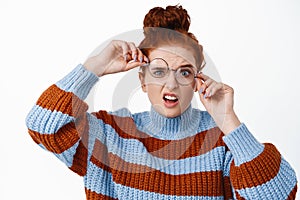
[196,73,241,135]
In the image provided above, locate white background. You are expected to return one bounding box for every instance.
[0,0,299,199]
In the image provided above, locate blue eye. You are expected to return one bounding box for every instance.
[180,69,191,77]
[153,70,166,77]
[150,66,167,78]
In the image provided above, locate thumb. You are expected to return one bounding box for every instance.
[194,78,201,92]
[125,60,144,71]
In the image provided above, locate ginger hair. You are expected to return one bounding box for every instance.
[138,5,205,71]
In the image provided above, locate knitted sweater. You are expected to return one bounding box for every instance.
[26,64,297,199]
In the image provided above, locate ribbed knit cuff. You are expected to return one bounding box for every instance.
[223,123,264,166]
[56,64,99,100]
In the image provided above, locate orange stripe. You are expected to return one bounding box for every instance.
[286,184,297,200]
[69,114,90,176]
[93,110,225,160]
[28,123,80,154]
[223,176,233,200]
[28,113,88,154]
[85,188,117,200]
[230,143,281,190]
[36,84,88,117]
[235,191,246,200]
[90,139,224,196]
[69,141,88,176]
[90,137,112,174]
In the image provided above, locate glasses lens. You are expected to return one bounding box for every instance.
[176,67,195,85]
[148,59,168,78]
[145,58,197,85]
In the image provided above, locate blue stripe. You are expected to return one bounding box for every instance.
[86,114,105,160]
[93,119,225,174]
[84,163,117,199]
[223,151,233,176]
[134,109,217,140]
[38,142,79,167]
[236,157,297,199]
[114,183,225,200]
[84,164,224,200]
[56,64,98,100]
[26,105,74,134]
[222,123,264,166]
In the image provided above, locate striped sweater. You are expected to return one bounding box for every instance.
[26,64,297,199]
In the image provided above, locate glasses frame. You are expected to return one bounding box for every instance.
[140,57,200,86]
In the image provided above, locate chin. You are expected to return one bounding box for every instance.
[163,109,182,118]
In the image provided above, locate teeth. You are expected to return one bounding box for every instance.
[164,95,177,100]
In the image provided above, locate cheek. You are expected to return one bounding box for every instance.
[145,84,163,103]
[180,87,195,102]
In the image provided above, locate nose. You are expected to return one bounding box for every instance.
[165,70,179,90]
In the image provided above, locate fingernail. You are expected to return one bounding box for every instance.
[199,88,203,94]
[204,93,207,99]
[140,57,143,63]
[133,54,137,62]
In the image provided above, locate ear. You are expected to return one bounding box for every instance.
[193,77,201,92]
[139,72,147,92]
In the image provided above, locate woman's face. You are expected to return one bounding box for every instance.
[139,46,198,118]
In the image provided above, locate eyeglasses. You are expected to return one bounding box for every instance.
[141,58,198,85]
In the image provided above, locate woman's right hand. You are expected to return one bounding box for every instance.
[83,40,148,76]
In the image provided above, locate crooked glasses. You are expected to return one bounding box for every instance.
[141,58,198,85]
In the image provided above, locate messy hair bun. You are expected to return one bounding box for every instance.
[139,5,205,71]
[143,5,190,33]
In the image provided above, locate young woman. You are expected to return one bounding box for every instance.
[26,5,297,199]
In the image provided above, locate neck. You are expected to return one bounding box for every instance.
[140,105,201,139]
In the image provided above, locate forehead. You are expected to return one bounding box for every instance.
[148,46,196,68]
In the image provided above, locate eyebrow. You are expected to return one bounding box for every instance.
[172,64,197,72]
[143,58,196,69]
[179,64,194,68]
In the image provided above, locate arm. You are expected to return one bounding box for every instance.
[25,64,99,176]
[26,40,148,176]
[195,74,297,199]
[223,123,297,199]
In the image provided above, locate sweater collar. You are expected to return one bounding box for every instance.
[143,105,200,139]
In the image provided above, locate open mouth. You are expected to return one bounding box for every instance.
[163,93,179,108]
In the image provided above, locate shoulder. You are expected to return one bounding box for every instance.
[93,108,150,122]
[198,109,216,125]
[191,108,217,131]
[92,107,134,120]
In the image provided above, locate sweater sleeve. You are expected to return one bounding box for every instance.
[25,64,99,176]
[222,123,298,199]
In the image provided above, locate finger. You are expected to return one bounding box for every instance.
[194,77,202,92]
[204,78,214,88]
[204,81,216,97]
[205,82,223,98]
[120,41,131,61]
[197,72,211,82]
[128,42,138,61]
[197,77,213,94]
[197,78,206,94]
[136,48,145,63]
[136,48,149,63]
[125,60,144,71]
